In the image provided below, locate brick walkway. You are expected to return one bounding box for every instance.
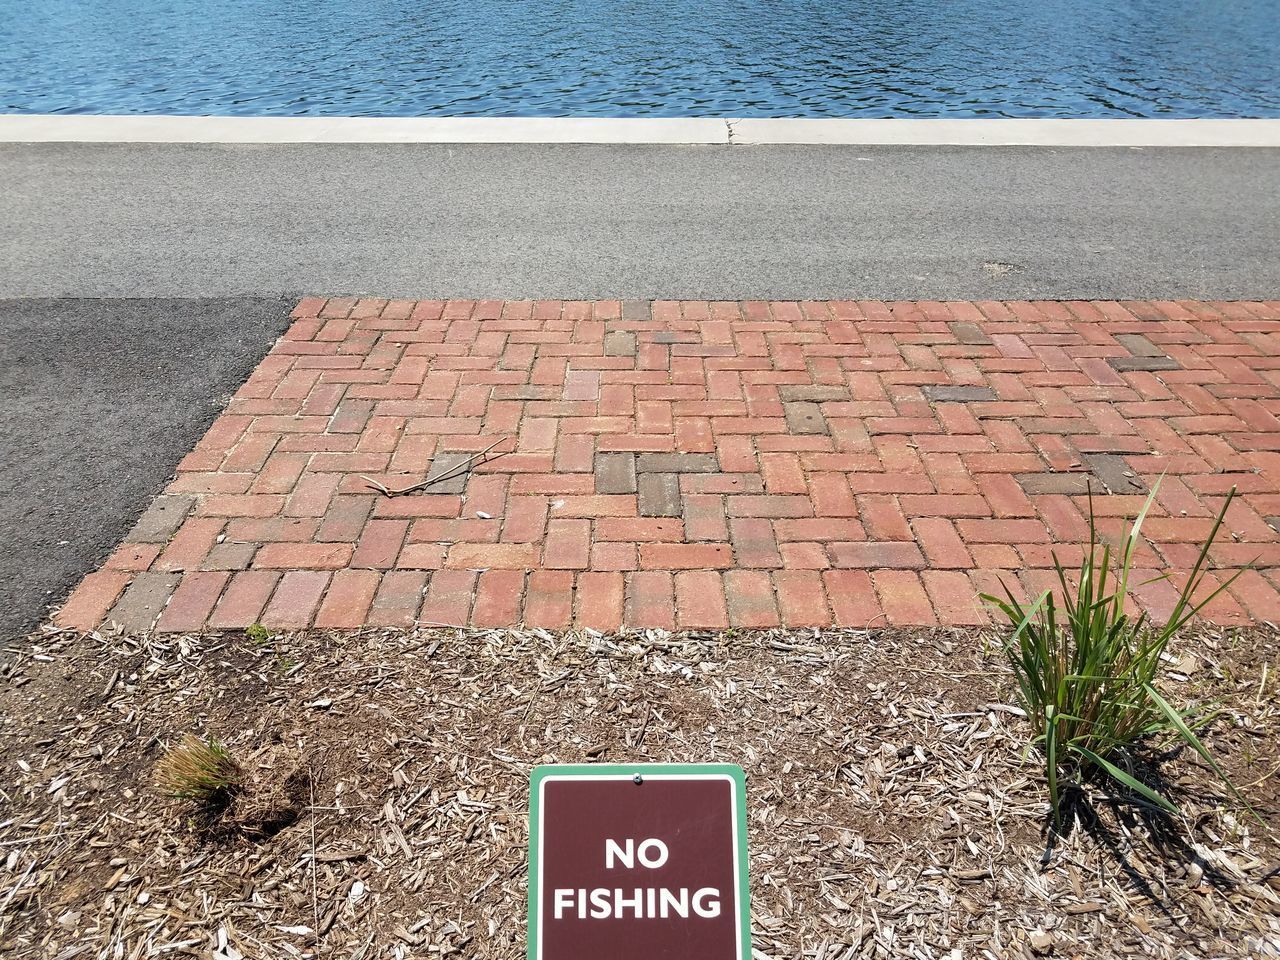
[57,298,1280,633]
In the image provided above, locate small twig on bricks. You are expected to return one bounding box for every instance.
[361,438,512,497]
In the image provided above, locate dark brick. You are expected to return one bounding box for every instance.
[202,541,257,571]
[622,300,652,321]
[638,473,681,517]
[949,321,993,346]
[923,385,997,403]
[652,332,680,345]
[779,385,849,402]
[371,570,429,627]
[423,453,474,494]
[1016,473,1095,495]
[128,495,196,543]
[107,572,180,631]
[1108,356,1180,372]
[783,402,829,435]
[636,453,719,474]
[1115,333,1165,357]
[594,453,637,494]
[604,331,637,356]
[317,495,374,542]
[1084,454,1146,494]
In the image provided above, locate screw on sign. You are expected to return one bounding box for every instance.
[527,764,751,960]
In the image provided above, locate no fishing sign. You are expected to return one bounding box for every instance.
[526,764,750,959]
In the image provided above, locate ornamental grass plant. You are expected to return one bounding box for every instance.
[154,733,240,809]
[983,483,1251,826]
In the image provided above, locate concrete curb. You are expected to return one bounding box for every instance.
[731,118,1280,146]
[2,115,1279,146]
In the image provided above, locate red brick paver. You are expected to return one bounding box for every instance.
[56,297,1280,632]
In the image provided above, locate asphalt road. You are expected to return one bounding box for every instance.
[1,142,1278,637]
[2,143,1278,300]
[0,298,291,639]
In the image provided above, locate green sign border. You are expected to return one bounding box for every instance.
[526,763,751,960]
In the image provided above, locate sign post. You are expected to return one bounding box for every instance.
[527,763,750,960]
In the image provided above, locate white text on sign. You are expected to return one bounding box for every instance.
[552,838,722,920]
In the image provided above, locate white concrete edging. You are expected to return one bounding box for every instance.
[1,115,1279,146]
[731,118,1280,146]
[0,116,724,144]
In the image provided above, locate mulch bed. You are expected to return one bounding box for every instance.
[1,623,1277,958]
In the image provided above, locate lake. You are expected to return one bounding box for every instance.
[2,0,1277,117]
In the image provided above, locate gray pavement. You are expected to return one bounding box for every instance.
[2,143,1278,300]
[0,298,291,639]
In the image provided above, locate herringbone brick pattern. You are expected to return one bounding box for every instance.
[57,297,1280,633]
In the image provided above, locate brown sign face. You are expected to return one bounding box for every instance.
[528,765,749,960]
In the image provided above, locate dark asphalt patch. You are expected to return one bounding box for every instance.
[0,297,293,640]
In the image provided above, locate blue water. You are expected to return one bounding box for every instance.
[1,0,1277,117]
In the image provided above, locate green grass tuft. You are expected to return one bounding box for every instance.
[982,480,1252,827]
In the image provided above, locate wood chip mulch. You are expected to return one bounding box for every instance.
[1,623,1277,959]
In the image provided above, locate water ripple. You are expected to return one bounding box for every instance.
[1,0,1277,117]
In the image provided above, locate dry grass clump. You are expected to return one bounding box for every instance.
[153,733,239,809]
[154,734,309,839]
